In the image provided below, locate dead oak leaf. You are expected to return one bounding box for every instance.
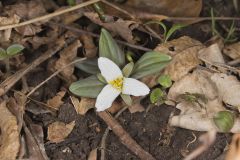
[47,91,66,110]
[84,12,138,43]
[54,40,82,81]
[223,42,240,60]
[70,96,95,115]
[155,36,205,81]
[47,121,75,143]
[0,101,20,160]
[210,73,240,107]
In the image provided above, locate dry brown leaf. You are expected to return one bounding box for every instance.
[47,121,75,143]
[84,12,138,43]
[79,34,97,58]
[210,73,240,107]
[125,0,202,17]
[128,102,145,113]
[47,91,66,110]
[0,101,20,160]
[155,36,205,81]
[198,43,225,63]
[88,148,97,160]
[168,69,240,132]
[225,134,240,160]
[0,14,20,42]
[55,40,82,81]
[71,96,95,115]
[223,42,240,60]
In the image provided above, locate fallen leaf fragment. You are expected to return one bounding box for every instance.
[155,36,205,81]
[47,121,75,143]
[198,43,225,63]
[47,91,66,110]
[71,96,95,115]
[223,42,240,60]
[210,73,240,107]
[0,101,20,160]
[225,134,240,160]
[88,148,97,160]
[54,40,82,81]
[84,12,138,43]
[80,34,97,58]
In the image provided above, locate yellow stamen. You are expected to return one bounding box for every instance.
[109,77,123,91]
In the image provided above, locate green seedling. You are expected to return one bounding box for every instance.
[145,21,185,42]
[213,110,235,132]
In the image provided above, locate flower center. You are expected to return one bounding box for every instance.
[109,77,123,91]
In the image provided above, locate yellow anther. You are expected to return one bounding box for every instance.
[109,77,123,91]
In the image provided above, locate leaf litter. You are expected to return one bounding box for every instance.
[0,0,239,159]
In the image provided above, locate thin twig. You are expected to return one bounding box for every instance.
[27,58,86,97]
[49,22,152,52]
[0,0,100,31]
[100,106,128,160]
[98,111,156,160]
[0,34,67,96]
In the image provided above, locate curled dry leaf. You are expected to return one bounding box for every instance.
[47,121,75,143]
[84,12,138,43]
[54,40,82,81]
[223,42,240,60]
[0,101,20,160]
[198,43,225,63]
[79,34,97,58]
[225,134,240,160]
[125,0,202,17]
[168,69,240,133]
[210,73,240,107]
[155,36,205,81]
[0,14,20,42]
[88,148,97,160]
[47,91,66,110]
[70,96,95,115]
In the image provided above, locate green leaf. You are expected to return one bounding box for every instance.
[165,24,185,42]
[213,111,235,132]
[158,75,172,88]
[75,58,99,74]
[120,94,132,106]
[99,28,125,67]
[69,76,105,98]
[0,48,7,60]
[122,62,134,77]
[131,51,171,79]
[6,44,24,56]
[150,88,164,104]
[97,73,107,83]
[145,21,167,39]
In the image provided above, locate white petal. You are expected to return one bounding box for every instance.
[98,57,122,82]
[122,78,150,96]
[95,84,120,111]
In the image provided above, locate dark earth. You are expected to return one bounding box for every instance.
[19,0,239,159]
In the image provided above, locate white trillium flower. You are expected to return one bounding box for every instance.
[96,57,150,111]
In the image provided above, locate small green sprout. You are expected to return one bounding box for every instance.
[157,75,172,89]
[145,21,185,42]
[213,111,235,132]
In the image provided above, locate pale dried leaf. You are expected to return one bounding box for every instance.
[47,121,75,143]
[47,91,66,110]
[155,36,205,81]
[223,42,240,59]
[168,70,218,101]
[55,40,81,81]
[210,73,240,107]
[225,134,240,160]
[71,97,95,115]
[88,148,97,160]
[84,12,138,43]
[0,101,19,160]
[128,102,145,113]
[198,43,225,63]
